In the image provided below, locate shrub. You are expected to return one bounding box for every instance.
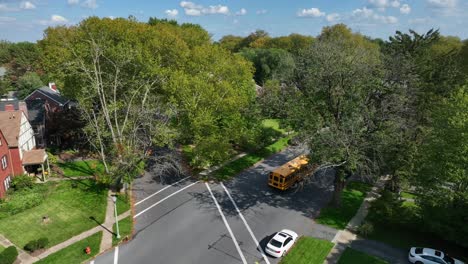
[37,237,49,249]
[10,175,34,190]
[358,222,374,237]
[0,246,18,264]
[24,237,48,252]
[3,191,43,215]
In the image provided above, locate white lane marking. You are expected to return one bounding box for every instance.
[90,261,94,264]
[135,176,191,206]
[221,183,271,264]
[205,183,248,264]
[113,246,119,264]
[134,181,199,218]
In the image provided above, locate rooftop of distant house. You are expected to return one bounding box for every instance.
[25,84,70,106]
[0,110,24,147]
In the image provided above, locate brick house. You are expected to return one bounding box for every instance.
[24,83,72,146]
[0,129,12,198]
[0,111,49,186]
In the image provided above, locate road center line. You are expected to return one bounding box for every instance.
[205,183,248,264]
[134,181,199,218]
[113,246,119,264]
[135,176,191,206]
[221,183,271,264]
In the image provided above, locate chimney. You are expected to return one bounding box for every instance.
[5,104,15,111]
[49,82,58,93]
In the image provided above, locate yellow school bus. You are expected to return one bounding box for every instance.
[268,155,310,191]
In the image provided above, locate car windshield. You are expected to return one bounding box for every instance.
[415,248,423,254]
[270,239,282,248]
[443,255,454,264]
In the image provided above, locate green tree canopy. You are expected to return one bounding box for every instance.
[240,48,295,85]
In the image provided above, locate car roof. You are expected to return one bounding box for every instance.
[273,232,290,243]
[421,248,445,258]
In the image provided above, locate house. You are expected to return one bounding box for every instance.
[0,98,47,148]
[0,129,12,198]
[24,83,71,112]
[0,111,49,182]
[24,83,73,146]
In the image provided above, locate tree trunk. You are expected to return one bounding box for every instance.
[331,169,346,207]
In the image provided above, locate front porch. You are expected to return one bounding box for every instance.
[22,149,50,181]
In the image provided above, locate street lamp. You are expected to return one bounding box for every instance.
[111,195,121,239]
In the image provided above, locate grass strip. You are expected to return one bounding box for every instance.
[280,236,334,264]
[36,231,102,264]
[337,247,388,264]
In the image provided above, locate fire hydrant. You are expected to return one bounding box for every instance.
[85,246,91,255]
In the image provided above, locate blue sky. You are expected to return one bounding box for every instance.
[0,0,467,42]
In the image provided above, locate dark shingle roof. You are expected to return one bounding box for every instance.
[27,86,70,106]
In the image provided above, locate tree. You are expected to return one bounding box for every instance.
[41,17,255,174]
[40,17,179,183]
[294,24,383,206]
[166,44,255,167]
[17,72,43,99]
[218,35,243,53]
[412,86,468,247]
[240,48,295,85]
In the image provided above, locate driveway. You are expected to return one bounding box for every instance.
[91,146,337,264]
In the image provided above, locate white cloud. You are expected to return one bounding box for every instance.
[400,4,411,14]
[82,0,98,9]
[236,8,247,16]
[297,8,325,18]
[179,1,229,16]
[52,15,68,23]
[68,0,79,5]
[165,9,179,17]
[427,0,457,8]
[256,9,267,15]
[368,0,400,11]
[39,15,69,25]
[353,7,398,24]
[353,7,374,18]
[326,13,340,23]
[20,1,36,10]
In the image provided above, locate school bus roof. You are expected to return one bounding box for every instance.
[272,155,309,177]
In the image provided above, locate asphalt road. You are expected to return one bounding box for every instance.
[91,146,337,264]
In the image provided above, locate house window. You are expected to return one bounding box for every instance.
[4,176,11,191]
[1,155,7,170]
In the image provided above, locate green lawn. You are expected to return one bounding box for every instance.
[338,247,388,264]
[0,245,4,254]
[0,180,107,249]
[36,231,102,264]
[112,216,132,246]
[280,236,334,264]
[261,119,289,134]
[57,160,105,177]
[401,191,416,200]
[316,182,371,229]
[115,193,131,215]
[212,136,291,180]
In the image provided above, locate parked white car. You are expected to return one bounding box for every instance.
[408,247,465,264]
[265,229,298,258]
